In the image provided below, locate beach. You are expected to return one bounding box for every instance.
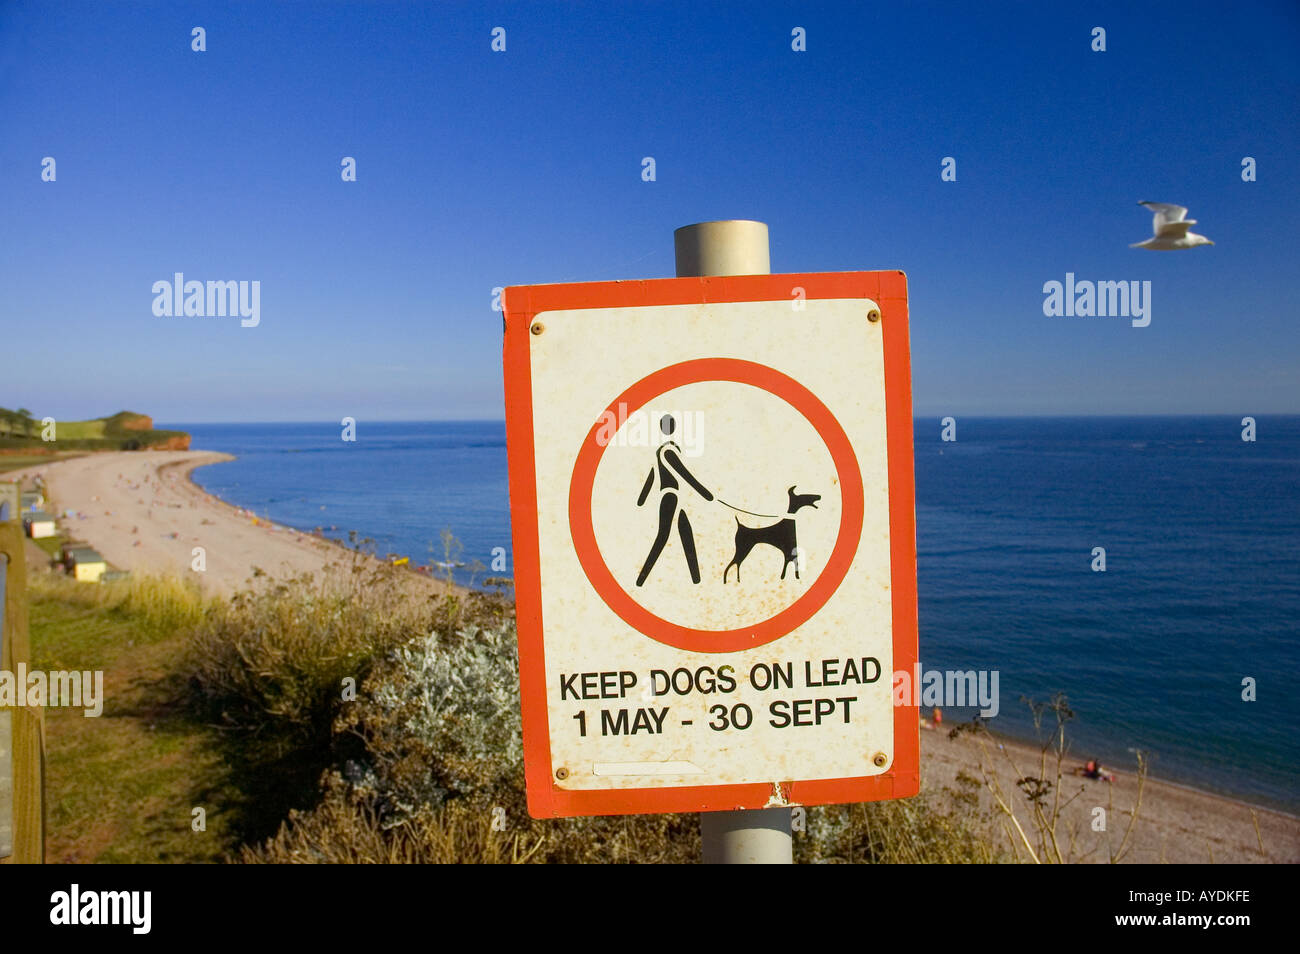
[9,449,1299,863]
[923,722,1298,863]
[11,450,448,595]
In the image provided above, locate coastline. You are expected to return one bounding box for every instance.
[168,452,378,564]
[922,723,1297,862]
[11,449,452,596]
[9,450,1298,861]
[176,453,469,589]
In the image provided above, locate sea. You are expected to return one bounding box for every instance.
[172,416,1300,813]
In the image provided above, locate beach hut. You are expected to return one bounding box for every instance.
[64,546,107,583]
[22,511,56,539]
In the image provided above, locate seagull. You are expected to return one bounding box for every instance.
[1131,201,1214,250]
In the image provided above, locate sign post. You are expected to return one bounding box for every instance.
[675,221,791,864]
[502,221,919,863]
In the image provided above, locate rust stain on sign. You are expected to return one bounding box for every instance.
[764,781,794,808]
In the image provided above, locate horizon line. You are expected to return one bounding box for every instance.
[155,412,1300,426]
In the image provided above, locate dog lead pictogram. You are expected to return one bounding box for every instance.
[634,411,822,586]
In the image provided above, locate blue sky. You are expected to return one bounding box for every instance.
[2,0,1297,421]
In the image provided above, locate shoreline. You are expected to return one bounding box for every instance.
[170,452,364,562]
[12,449,453,596]
[10,449,1298,861]
[923,724,1296,862]
[177,452,470,588]
[926,708,1300,822]
[977,723,1300,822]
[1017,736,1300,823]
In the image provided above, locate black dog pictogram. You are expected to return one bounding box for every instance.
[722,486,821,583]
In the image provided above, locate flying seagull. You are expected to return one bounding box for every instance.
[1131,201,1214,250]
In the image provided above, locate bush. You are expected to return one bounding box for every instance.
[243,581,997,864]
[183,561,427,758]
[33,559,1004,863]
[240,776,550,864]
[336,617,523,820]
[239,587,705,863]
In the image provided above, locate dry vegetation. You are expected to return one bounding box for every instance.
[32,555,1113,863]
[950,697,1149,864]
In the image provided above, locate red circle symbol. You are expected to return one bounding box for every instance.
[568,358,865,653]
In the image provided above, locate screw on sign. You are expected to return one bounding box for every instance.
[502,270,919,819]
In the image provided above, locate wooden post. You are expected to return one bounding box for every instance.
[0,517,45,864]
[674,220,794,865]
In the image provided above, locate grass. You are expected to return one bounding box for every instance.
[52,420,106,440]
[28,572,239,862]
[27,562,428,862]
[0,453,84,475]
[33,533,64,558]
[803,785,1003,863]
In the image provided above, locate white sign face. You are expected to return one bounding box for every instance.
[504,273,918,816]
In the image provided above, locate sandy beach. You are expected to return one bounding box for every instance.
[11,450,447,595]
[922,721,1298,863]
[9,449,1298,863]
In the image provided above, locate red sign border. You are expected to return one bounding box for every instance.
[569,357,865,652]
[503,271,919,818]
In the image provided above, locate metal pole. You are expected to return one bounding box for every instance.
[674,219,793,865]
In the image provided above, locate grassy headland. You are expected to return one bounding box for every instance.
[0,407,189,458]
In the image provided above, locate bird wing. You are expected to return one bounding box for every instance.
[1155,219,1196,238]
[1139,201,1189,235]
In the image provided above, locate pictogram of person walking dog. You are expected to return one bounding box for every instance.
[635,414,822,587]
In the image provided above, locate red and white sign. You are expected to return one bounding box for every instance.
[503,271,918,817]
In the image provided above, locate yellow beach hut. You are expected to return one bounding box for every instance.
[65,546,107,583]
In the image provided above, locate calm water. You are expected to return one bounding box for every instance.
[173,417,1300,811]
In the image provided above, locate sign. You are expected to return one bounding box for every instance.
[503,271,918,817]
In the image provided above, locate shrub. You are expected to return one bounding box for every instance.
[336,617,523,821]
[240,775,549,864]
[247,588,995,864]
[183,561,425,758]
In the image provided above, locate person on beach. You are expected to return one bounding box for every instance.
[1079,758,1114,782]
[635,414,713,586]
